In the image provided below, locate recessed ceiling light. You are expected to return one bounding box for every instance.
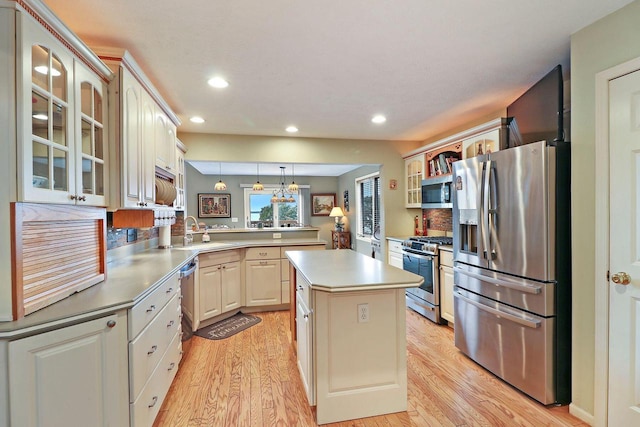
[207,77,229,88]
[190,116,205,124]
[286,126,299,133]
[371,115,386,124]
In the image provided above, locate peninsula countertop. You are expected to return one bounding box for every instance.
[286,249,423,293]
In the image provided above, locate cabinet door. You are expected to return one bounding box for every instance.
[74,60,107,206]
[20,16,75,204]
[440,265,455,324]
[462,128,500,159]
[9,314,128,427]
[141,91,157,206]
[121,67,144,207]
[199,265,222,320]
[245,259,281,306]
[174,144,186,210]
[296,293,315,405]
[405,154,424,207]
[389,251,403,269]
[221,261,242,313]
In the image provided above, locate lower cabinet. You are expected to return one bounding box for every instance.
[440,250,455,325]
[128,271,182,427]
[245,247,282,307]
[388,239,403,268]
[8,312,129,427]
[198,250,242,322]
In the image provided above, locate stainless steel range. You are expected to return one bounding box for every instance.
[402,236,452,324]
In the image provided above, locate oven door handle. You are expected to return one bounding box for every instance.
[401,250,435,261]
[454,266,542,295]
[454,290,541,329]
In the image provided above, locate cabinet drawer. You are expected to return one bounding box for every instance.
[129,293,181,400]
[246,246,280,260]
[199,249,240,268]
[130,329,182,427]
[129,271,180,340]
[388,240,403,253]
[296,273,312,307]
[440,250,453,267]
[280,244,325,258]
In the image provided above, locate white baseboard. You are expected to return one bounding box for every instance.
[570,403,595,426]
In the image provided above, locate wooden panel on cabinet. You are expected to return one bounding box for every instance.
[10,203,106,319]
[425,142,461,177]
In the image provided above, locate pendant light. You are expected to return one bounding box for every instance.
[288,163,299,192]
[214,162,227,191]
[271,166,295,203]
[252,164,264,191]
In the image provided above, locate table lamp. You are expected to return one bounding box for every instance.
[329,206,345,231]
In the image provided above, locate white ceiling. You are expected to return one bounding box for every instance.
[43,0,632,142]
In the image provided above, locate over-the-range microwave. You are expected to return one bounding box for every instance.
[421,175,452,209]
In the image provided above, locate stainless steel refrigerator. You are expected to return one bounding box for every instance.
[452,140,571,405]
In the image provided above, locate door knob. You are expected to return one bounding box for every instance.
[612,272,631,285]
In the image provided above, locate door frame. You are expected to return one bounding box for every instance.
[593,55,640,427]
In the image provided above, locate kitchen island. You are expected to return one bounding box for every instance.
[286,249,423,425]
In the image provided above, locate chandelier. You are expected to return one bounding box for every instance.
[271,166,296,203]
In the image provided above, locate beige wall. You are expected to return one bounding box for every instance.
[570,0,640,417]
[178,132,422,245]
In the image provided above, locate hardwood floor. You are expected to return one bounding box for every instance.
[154,309,588,427]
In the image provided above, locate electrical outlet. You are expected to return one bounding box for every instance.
[231,217,238,223]
[357,303,369,323]
[273,233,282,239]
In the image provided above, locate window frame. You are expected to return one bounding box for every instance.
[243,186,304,228]
[355,172,381,241]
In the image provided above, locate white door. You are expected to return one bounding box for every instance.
[608,68,640,426]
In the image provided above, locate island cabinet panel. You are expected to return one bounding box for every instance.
[439,249,455,325]
[314,289,408,424]
[8,312,129,427]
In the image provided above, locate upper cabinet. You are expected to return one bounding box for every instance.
[404,154,424,208]
[174,140,187,211]
[98,49,181,210]
[17,8,110,206]
[462,128,501,159]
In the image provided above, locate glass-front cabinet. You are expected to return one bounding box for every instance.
[19,12,108,206]
[404,153,424,208]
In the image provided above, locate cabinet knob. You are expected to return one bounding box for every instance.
[167,320,175,328]
[148,345,158,355]
[167,362,176,371]
[166,287,173,294]
[78,195,86,201]
[106,320,116,328]
[146,305,156,313]
[70,195,77,200]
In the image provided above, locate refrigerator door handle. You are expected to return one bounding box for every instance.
[455,290,542,329]
[481,160,492,260]
[454,266,543,294]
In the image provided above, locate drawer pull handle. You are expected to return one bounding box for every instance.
[148,396,158,408]
[148,345,158,355]
[106,320,117,328]
[166,287,173,294]
[168,362,176,371]
[146,305,156,313]
[297,285,304,291]
[167,320,175,328]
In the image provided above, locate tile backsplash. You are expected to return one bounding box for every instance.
[423,208,452,233]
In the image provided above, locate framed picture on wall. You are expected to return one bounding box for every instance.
[311,193,336,216]
[198,193,231,218]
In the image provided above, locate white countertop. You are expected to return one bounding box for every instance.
[0,238,325,337]
[286,249,423,293]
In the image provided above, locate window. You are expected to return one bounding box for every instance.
[356,172,380,239]
[244,187,302,228]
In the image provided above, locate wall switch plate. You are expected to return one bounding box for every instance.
[358,303,369,323]
[231,217,238,223]
[273,232,282,239]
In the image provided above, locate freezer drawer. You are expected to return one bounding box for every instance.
[454,263,555,316]
[454,287,556,405]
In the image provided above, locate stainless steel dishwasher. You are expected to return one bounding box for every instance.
[179,258,198,357]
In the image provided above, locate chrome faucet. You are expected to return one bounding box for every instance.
[184,216,200,246]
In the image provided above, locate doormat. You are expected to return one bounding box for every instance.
[195,313,261,340]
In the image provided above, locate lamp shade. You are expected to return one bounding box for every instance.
[329,206,345,217]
